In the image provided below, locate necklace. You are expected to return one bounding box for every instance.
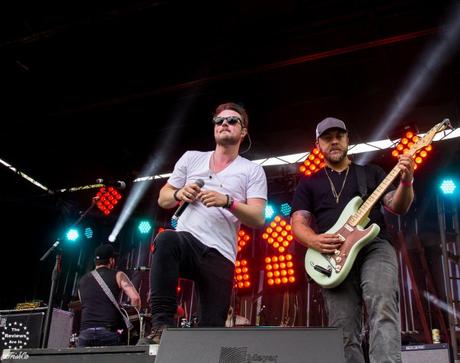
[210,152,225,188]
[324,166,350,204]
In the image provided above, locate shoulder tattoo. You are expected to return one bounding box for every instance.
[119,272,135,289]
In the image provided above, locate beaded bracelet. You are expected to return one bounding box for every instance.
[223,194,232,209]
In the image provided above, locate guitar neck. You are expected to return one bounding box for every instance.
[347,118,450,227]
[348,165,401,226]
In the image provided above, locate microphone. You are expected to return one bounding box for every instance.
[96,179,127,190]
[172,179,205,221]
[131,266,150,271]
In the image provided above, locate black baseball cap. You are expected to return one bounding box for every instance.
[94,244,118,261]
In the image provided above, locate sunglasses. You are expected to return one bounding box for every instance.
[212,116,243,127]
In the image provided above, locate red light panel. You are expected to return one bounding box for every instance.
[95,187,122,216]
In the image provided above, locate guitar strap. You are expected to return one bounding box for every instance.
[354,164,368,199]
[90,270,133,330]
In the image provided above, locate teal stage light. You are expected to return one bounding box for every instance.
[84,227,93,239]
[265,204,275,220]
[138,220,152,234]
[440,179,457,195]
[66,228,79,242]
[280,203,292,216]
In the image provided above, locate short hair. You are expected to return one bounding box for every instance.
[95,258,111,266]
[213,102,248,129]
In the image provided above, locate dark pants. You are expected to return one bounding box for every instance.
[77,327,120,347]
[323,237,401,363]
[149,230,234,328]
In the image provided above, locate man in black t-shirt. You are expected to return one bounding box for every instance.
[291,117,414,363]
[77,244,141,347]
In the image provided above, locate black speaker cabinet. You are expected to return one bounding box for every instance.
[0,308,74,350]
[0,309,45,350]
[155,327,344,363]
[1,345,156,363]
[401,343,450,363]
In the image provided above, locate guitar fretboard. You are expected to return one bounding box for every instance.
[348,166,400,226]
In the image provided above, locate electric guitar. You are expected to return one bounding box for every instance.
[304,119,452,288]
[119,304,141,345]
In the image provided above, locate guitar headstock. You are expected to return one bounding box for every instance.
[408,118,452,156]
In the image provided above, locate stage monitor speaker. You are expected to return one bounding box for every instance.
[155,327,344,363]
[401,343,450,363]
[1,345,156,363]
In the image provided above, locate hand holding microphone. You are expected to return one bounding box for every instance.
[172,179,205,220]
[175,179,205,203]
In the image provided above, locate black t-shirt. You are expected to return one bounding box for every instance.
[78,267,122,330]
[291,163,395,241]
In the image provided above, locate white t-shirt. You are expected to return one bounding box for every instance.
[167,150,267,263]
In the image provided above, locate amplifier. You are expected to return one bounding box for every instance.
[0,309,45,350]
[401,343,450,363]
[0,308,73,349]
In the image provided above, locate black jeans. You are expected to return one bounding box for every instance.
[77,327,120,347]
[149,230,234,328]
[322,237,401,363]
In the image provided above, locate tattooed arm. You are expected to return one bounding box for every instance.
[116,271,141,310]
[291,210,342,254]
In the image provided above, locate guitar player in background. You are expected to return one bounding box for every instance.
[291,117,414,363]
[77,244,141,347]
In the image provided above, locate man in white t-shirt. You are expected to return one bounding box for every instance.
[139,102,267,345]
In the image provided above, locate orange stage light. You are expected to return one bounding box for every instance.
[391,128,433,171]
[234,229,253,289]
[299,147,325,177]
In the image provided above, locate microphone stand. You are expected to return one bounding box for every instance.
[39,197,98,348]
[40,249,62,348]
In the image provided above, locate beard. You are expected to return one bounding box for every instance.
[324,148,347,164]
[215,132,241,146]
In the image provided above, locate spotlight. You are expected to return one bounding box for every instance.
[265,205,276,220]
[280,203,292,216]
[66,228,79,242]
[138,220,152,234]
[84,227,93,239]
[440,179,457,195]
